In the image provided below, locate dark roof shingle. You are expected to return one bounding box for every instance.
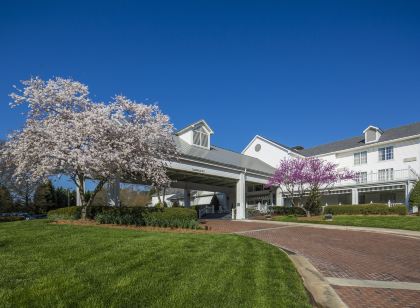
[297,122,420,156]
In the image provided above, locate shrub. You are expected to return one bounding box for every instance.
[48,205,200,229]
[47,206,81,220]
[270,206,306,217]
[94,207,200,229]
[0,216,25,223]
[324,204,407,216]
[246,208,261,217]
[210,194,220,212]
[388,205,408,215]
[191,204,206,218]
[409,181,420,206]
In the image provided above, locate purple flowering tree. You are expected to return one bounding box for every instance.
[267,157,308,207]
[268,157,355,215]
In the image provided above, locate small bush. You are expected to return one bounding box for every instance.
[0,216,25,223]
[246,208,261,217]
[270,206,306,217]
[324,204,407,216]
[47,206,81,220]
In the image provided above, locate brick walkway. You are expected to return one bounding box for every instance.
[201,219,420,308]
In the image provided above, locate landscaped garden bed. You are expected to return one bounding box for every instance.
[48,206,201,229]
[0,219,311,307]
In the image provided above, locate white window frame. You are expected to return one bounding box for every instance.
[378,146,394,161]
[354,151,367,165]
[192,127,209,148]
[355,172,367,183]
[378,168,394,181]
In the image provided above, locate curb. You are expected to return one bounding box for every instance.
[285,251,348,308]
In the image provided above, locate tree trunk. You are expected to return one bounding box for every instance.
[157,188,162,204]
[76,174,87,219]
[162,187,166,207]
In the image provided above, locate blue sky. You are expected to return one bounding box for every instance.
[1,0,419,154]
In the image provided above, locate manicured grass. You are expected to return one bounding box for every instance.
[273,214,420,231]
[0,220,310,308]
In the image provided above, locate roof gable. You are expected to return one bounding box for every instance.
[176,119,214,136]
[242,135,302,156]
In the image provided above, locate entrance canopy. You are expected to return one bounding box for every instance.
[81,120,277,220]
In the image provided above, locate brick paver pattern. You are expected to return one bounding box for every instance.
[334,286,420,308]
[201,220,420,308]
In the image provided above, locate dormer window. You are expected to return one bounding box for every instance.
[176,120,214,149]
[363,125,383,144]
[193,127,209,148]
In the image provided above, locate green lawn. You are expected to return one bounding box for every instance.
[0,220,310,308]
[273,214,420,231]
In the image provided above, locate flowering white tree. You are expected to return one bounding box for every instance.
[1,77,177,216]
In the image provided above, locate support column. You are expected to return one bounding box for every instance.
[405,181,415,207]
[276,188,284,206]
[351,188,359,205]
[236,172,246,219]
[184,189,191,208]
[107,178,120,207]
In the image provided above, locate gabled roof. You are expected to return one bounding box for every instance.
[241,135,302,155]
[176,119,214,135]
[296,122,420,157]
[174,136,275,175]
[363,125,383,134]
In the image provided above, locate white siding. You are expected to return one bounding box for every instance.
[243,136,293,168]
[317,137,420,176]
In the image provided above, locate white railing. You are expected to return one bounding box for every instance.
[338,168,418,186]
[198,205,215,218]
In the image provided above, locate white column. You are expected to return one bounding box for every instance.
[351,188,359,205]
[405,181,414,207]
[276,187,284,206]
[107,178,120,207]
[236,172,246,219]
[184,189,191,208]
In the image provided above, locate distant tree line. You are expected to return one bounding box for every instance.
[0,180,76,214]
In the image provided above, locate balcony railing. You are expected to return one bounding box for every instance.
[338,168,418,187]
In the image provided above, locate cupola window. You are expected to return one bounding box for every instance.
[193,127,209,148]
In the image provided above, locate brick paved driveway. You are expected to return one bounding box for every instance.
[201,220,420,308]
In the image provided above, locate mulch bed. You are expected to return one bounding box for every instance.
[51,219,215,234]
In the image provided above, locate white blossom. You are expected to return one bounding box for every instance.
[1,77,178,208]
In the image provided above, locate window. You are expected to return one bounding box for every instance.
[192,127,209,148]
[355,172,367,183]
[354,151,367,165]
[378,168,394,181]
[378,146,393,161]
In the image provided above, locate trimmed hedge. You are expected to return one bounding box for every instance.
[324,204,407,216]
[48,206,200,229]
[270,206,307,217]
[95,207,200,229]
[0,216,25,223]
[47,206,81,220]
